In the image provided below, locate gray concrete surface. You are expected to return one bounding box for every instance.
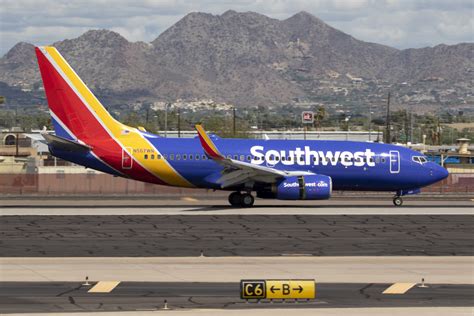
[1,281,472,314]
[1,257,472,284]
[1,214,472,256]
[4,307,474,316]
[1,199,473,215]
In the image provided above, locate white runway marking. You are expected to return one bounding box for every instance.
[1,206,472,216]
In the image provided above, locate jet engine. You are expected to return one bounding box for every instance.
[257,175,332,200]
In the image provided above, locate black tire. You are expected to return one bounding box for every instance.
[240,193,255,208]
[228,192,242,206]
[393,196,403,206]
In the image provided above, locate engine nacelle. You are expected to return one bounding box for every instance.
[257,175,332,200]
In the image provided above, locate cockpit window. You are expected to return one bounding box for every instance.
[412,156,427,164]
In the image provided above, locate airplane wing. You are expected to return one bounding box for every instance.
[195,125,314,188]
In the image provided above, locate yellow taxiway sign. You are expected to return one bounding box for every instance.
[240,279,315,300]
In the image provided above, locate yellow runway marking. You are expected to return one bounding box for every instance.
[382,283,416,294]
[88,281,121,293]
[181,197,198,202]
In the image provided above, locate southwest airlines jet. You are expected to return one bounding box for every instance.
[35,47,448,207]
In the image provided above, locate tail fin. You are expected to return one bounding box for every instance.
[35,46,123,142]
[35,46,193,187]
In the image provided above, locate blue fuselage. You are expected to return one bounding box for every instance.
[141,136,448,192]
[52,134,449,195]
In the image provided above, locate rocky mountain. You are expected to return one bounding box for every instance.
[0,10,472,108]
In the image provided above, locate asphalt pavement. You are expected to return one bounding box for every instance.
[1,214,473,256]
[1,281,472,313]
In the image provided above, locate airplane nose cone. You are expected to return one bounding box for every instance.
[433,164,449,182]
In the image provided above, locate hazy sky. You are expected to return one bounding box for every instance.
[1,0,473,56]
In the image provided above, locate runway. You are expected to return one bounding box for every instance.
[1,281,473,313]
[1,198,473,314]
[1,198,473,215]
[1,213,472,256]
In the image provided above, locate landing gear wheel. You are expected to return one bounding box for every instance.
[393,196,403,206]
[240,193,255,208]
[228,192,242,207]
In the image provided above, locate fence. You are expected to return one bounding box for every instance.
[1,173,472,196]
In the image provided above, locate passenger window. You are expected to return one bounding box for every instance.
[151,154,155,160]
[381,158,386,163]
[157,154,161,160]
[164,154,168,159]
[240,155,245,161]
[170,154,174,160]
[227,155,232,159]
[247,155,251,161]
[176,154,180,160]
[195,155,200,160]
[144,154,148,159]
[202,155,207,160]
[183,154,187,160]
[300,156,304,162]
[189,155,193,160]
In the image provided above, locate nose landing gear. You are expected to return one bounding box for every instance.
[393,196,403,206]
[228,192,255,207]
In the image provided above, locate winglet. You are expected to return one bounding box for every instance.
[195,124,224,160]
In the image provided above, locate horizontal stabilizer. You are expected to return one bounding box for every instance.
[43,133,91,153]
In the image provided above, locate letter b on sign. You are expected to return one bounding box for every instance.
[282,283,290,295]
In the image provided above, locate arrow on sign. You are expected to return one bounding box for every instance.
[293,285,303,293]
[270,286,281,293]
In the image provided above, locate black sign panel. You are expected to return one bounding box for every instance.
[240,280,266,299]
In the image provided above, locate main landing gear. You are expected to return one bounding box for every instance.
[228,192,255,208]
[393,196,403,206]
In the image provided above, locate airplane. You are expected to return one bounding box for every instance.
[34,46,449,207]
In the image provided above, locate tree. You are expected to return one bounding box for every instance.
[314,106,326,130]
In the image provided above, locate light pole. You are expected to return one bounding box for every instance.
[368,111,373,141]
[177,108,181,138]
[232,106,236,137]
[385,92,391,143]
[164,103,169,138]
[345,116,351,140]
[153,114,158,133]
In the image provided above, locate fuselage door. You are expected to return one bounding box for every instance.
[122,147,133,169]
[389,150,400,174]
